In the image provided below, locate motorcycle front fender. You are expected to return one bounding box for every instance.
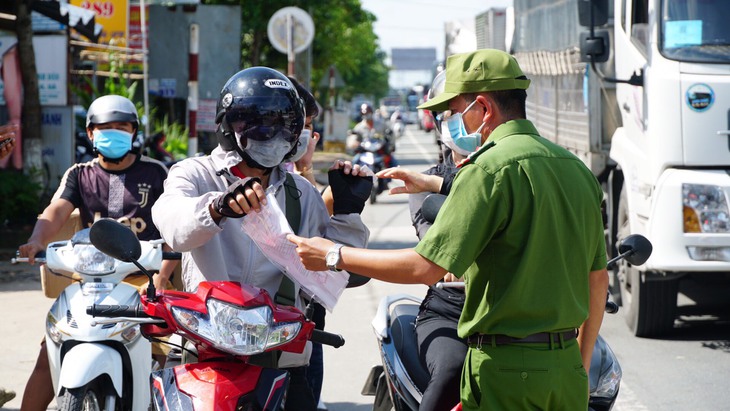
[58,343,123,397]
[151,362,289,411]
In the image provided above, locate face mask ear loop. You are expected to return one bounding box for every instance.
[461,99,485,135]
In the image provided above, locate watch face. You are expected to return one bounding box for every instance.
[326,252,337,267]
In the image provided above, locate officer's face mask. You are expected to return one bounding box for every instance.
[443,99,485,154]
[289,128,311,163]
[93,129,133,159]
[237,130,294,168]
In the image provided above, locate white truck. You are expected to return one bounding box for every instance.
[509,0,730,337]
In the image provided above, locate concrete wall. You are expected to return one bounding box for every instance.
[148,4,241,102]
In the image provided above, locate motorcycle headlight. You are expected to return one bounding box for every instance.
[73,244,116,275]
[591,350,622,399]
[683,184,730,233]
[171,298,301,356]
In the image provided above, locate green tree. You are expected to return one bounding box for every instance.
[202,0,390,100]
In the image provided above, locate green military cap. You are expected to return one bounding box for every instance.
[418,49,530,112]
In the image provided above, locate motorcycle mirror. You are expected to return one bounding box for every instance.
[89,219,142,263]
[617,234,653,266]
[422,193,447,224]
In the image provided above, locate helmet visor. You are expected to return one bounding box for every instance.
[224,96,300,142]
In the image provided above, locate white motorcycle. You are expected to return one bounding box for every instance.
[14,226,177,411]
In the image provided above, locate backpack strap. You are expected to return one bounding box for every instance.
[275,172,301,306]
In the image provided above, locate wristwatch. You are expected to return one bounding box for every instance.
[326,243,344,271]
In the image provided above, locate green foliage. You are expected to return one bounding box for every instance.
[153,115,189,160]
[0,169,43,227]
[70,49,149,121]
[202,0,390,100]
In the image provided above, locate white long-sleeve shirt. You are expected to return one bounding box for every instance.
[152,147,369,366]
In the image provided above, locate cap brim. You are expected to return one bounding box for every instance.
[417,91,458,112]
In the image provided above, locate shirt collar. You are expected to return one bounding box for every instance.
[486,119,540,143]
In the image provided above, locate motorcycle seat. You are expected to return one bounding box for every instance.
[390,304,430,393]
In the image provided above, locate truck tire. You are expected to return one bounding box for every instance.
[617,186,678,337]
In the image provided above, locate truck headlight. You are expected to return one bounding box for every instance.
[682,184,730,233]
[171,298,301,356]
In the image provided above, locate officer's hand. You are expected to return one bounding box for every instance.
[328,166,373,215]
[287,234,333,271]
[211,177,265,219]
[18,240,44,265]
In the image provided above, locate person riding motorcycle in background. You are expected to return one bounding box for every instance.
[17,94,177,411]
[151,67,372,411]
[350,103,397,168]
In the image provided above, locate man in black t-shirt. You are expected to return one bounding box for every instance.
[17,95,174,411]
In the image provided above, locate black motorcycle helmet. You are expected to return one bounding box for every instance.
[216,67,305,169]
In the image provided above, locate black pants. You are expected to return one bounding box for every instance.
[305,302,326,405]
[284,366,317,411]
[416,311,468,411]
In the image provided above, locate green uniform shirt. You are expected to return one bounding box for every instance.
[415,119,607,339]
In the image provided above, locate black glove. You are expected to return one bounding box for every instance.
[212,177,261,218]
[328,169,373,215]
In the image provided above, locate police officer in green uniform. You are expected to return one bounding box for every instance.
[288,49,609,410]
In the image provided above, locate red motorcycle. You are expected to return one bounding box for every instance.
[85,219,345,411]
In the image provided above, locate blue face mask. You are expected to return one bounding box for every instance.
[93,129,133,160]
[444,99,485,153]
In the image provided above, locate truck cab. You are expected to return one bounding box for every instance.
[512,0,730,336]
[593,0,730,336]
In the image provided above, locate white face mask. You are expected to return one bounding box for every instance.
[236,131,293,168]
[289,129,311,163]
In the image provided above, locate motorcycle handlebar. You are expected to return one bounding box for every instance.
[87,304,148,318]
[310,329,345,348]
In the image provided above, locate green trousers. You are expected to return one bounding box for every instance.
[460,339,588,410]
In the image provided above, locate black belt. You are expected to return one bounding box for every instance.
[467,330,578,347]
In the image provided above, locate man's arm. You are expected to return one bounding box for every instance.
[288,234,447,285]
[152,243,178,290]
[375,167,444,195]
[18,199,75,264]
[152,162,224,251]
[578,267,609,375]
